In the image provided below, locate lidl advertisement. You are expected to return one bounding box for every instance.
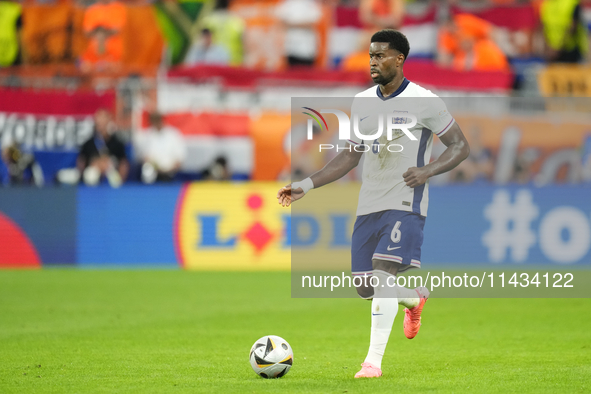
[176,183,290,270]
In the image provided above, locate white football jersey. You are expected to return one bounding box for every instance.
[348,79,455,217]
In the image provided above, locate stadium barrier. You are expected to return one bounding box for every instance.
[0,182,590,269]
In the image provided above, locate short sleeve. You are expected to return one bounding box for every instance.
[422,97,455,138]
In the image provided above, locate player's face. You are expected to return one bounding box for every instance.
[369,42,404,85]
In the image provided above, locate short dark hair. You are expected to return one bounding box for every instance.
[371,29,410,61]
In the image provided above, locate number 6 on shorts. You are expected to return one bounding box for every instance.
[390,221,402,243]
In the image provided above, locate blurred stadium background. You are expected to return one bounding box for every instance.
[1,1,591,392]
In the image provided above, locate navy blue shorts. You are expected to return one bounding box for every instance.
[351,209,425,276]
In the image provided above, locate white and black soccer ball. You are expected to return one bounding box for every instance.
[249,335,293,379]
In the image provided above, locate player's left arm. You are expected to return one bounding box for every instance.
[403,122,470,188]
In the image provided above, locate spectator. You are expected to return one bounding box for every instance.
[185,28,230,66]
[136,112,186,184]
[0,143,44,186]
[438,13,509,72]
[77,108,129,187]
[359,0,404,30]
[276,0,322,67]
[80,0,127,72]
[0,0,22,67]
[203,0,245,67]
[202,156,231,181]
[540,0,588,63]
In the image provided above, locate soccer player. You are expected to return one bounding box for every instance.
[277,29,470,378]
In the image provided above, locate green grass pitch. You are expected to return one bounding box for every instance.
[1,270,590,393]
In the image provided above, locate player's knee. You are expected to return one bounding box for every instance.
[356,285,374,299]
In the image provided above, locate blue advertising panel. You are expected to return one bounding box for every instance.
[76,185,180,266]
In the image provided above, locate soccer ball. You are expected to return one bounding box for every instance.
[249,335,293,379]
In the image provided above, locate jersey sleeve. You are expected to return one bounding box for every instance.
[422,97,455,138]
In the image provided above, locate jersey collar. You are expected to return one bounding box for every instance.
[376,78,410,100]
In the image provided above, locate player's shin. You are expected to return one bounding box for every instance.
[364,270,398,369]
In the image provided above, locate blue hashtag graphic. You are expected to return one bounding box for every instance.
[482,190,539,262]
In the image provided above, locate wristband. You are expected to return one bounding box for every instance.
[291,177,314,194]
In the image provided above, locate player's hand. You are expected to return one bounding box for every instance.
[403,167,430,188]
[276,184,305,207]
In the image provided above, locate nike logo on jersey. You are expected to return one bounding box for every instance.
[387,246,401,251]
[360,116,369,122]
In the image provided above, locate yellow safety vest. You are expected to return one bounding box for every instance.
[0,1,21,67]
[204,12,245,66]
[540,0,588,54]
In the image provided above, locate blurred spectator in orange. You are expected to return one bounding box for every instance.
[540,0,588,63]
[20,0,86,65]
[341,32,372,73]
[341,51,369,73]
[203,0,244,67]
[359,0,404,30]
[185,28,230,66]
[80,0,127,72]
[342,0,404,73]
[0,0,22,67]
[135,112,186,184]
[438,13,509,72]
[77,109,129,187]
[276,0,322,67]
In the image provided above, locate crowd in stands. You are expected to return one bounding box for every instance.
[51,108,187,186]
[0,0,589,73]
[0,105,237,187]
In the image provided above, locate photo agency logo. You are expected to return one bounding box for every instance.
[301,107,418,153]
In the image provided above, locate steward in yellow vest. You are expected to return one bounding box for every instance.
[0,1,22,67]
[540,0,588,62]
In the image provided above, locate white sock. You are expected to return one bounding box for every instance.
[396,284,420,309]
[364,270,398,369]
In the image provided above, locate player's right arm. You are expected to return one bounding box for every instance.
[277,148,363,207]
